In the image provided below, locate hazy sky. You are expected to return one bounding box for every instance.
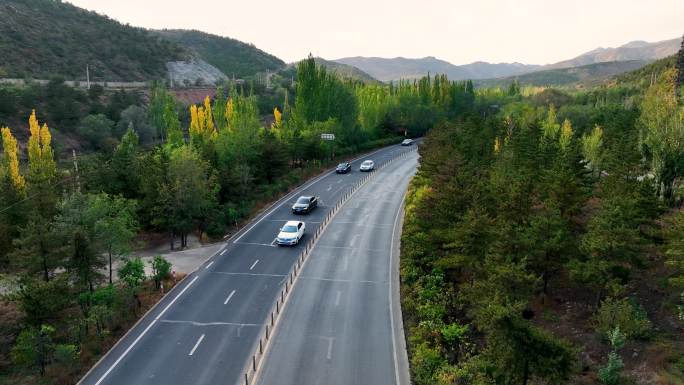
[67,0,683,65]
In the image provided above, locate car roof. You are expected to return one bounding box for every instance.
[338,162,349,165]
[298,195,312,199]
[363,159,373,163]
[284,220,302,226]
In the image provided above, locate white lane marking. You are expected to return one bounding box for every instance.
[270,238,277,246]
[326,337,334,360]
[212,272,285,278]
[188,334,205,356]
[224,290,236,305]
[93,275,199,385]
[159,319,262,327]
[205,261,214,269]
[343,256,348,271]
[250,260,259,270]
[350,234,361,246]
[234,241,277,248]
[220,249,227,256]
[334,290,342,306]
[390,195,408,385]
[326,184,332,191]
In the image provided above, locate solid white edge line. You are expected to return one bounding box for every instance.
[93,275,199,385]
[188,334,205,356]
[224,290,236,305]
[220,249,227,256]
[390,194,408,385]
[205,261,214,269]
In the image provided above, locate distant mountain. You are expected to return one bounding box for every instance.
[547,38,681,69]
[0,0,188,81]
[279,57,380,84]
[334,56,540,82]
[475,60,650,88]
[154,30,285,78]
[312,58,379,83]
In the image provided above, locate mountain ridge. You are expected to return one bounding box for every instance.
[334,37,681,82]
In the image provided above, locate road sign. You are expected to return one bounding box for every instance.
[321,133,335,141]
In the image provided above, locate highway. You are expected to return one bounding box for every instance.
[78,143,417,385]
[255,149,417,385]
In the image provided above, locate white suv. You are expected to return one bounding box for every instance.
[276,221,305,246]
[360,160,375,172]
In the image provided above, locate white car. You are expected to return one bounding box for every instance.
[359,160,375,172]
[276,220,305,246]
[401,138,414,146]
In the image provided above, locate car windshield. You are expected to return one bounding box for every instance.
[363,161,372,165]
[337,163,347,168]
[282,225,298,232]
[296,197,309,204]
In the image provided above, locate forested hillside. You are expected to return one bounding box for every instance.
[475,60,649,89]
[0,0,187,80]
[155,30,285,78]
[401,47,684,384]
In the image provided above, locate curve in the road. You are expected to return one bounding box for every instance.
[78,143,418,385]
[254,149,418,385]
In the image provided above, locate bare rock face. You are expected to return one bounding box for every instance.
[166,59,228,87]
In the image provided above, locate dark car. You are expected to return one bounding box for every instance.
[292,196,318,214]
[336,162,351,173]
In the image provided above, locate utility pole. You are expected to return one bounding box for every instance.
[72,149,81,193]
[86,64,90,90]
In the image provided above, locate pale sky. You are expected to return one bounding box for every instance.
[67,0,683,65]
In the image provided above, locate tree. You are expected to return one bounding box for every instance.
[150,255,171,289]
[26,110,57,217]
[118,257,145,289]
[598,327,625,385]
[16,276,71,326]
[117,105,155,145]
[78,114,116,150]
[1,127,25,192]
[11,218,62,282]
[676,34,684,95]
[638,68,684,202]
[581,125,604,178]
[156,145,218,248]
[56,193,106,292]
[11,325,55,376]
[110,127,141,199]
[87,193,138,284]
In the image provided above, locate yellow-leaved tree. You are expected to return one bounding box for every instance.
[1,126,25,193]
[26,110,57,215]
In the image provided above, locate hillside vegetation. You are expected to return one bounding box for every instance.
[155,30,285,78]
[0,0,187,81]
[614,54,677,89]
[475,60,649,88]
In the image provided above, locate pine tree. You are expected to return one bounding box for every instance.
[676,34,684,94]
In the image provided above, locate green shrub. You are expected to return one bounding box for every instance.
[150,256,172,289]
[54,344,79,370]
[411,343,447,385]
[594,297,652,340]
[118,257,146,288]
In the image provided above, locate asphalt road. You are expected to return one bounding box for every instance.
[78,143,417,385]
[254,149,417,385]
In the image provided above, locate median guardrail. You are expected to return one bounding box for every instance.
[239,145,418,385]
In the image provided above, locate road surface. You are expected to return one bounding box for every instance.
[78,143,417,385]
[255,149,417,385]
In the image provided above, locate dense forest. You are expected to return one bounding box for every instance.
[400,46,684,384]
[0,56,475,384]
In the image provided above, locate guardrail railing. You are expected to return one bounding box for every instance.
[239,145,418,385]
